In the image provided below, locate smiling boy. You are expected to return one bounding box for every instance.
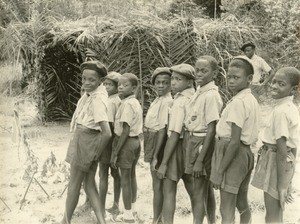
[210,56,259,224]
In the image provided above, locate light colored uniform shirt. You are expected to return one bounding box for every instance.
[249,54,272,83]
[114,95,143,137]
[168,87,195,138]
[185,81,223,133]
[260,96,300,149]
[70,84,108,131]
[107,93,121,123]
[144,92,173,131]
[216,88,259,145]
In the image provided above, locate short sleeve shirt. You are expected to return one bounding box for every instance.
[73,84,109,130]
[168,87,195,137]
[216,88,259,145]
[114,95,143,137]
[260,96,300,148]
[144,92,173,131]
[185,81,223,132]
[107,93,121,123]
[250,54,272,83]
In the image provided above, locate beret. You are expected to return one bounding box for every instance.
[151,67,171,84]
[170,63,195,80]
[80,60,107,77]
[105,72,122,83]
[231,55,254,75]
[241,41,255,51]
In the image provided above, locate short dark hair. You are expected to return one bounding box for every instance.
[277,67,300,86]
[197,55,218,71]
[122,73,139,86]
[229,58,254,77]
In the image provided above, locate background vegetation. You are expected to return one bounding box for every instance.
[0,0,299,121]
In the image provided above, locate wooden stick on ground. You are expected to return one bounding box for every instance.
[0,197,12,212]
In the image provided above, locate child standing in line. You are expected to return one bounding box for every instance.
[62,61,112,224]
[144,67,172,224]
[185,56,223,224]
[252,67,300,223]
[99,72,122,218]
[210,56,259,224]
[156,64,196,224]
[110,73,143,223]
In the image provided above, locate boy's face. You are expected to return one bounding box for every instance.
[243,46,255,59]
[227,66,250,94]
[103,78,118,96]
[154,74,171,96]
[195,59,215,87]
[171,72,191,94]
[82,69,101,93]
[270,71,293,99]
[118,77,136,99]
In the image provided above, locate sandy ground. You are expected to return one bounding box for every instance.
[0,95,300,224]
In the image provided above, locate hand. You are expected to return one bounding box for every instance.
[85,48,98,60]
[279,189,288,210]
[210,171,223,190]
[193,161,204,178]
[150,157,158,172]
[110,156,118,169]
[156,164,167,179]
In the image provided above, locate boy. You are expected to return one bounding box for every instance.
[210,55,259,224]
[62,60,112,224]
[252,67,300,223]
[156,63,196,224]
[99,72,122,218]
[185,56,223,224]
[144,67,172,224]
[110,73,143,223]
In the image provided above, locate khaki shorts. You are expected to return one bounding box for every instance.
[113,136,141,169]
[210,138,254,194]
[66,125,101,172]
[99,134,115,165]
[185,135,215,178]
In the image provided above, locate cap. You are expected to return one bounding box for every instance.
[232,55,254,75]
[105,72,122,83]
[80,60,107,77]
[151,67,171,84]
[241,41,255,51]
[170,63,195,80]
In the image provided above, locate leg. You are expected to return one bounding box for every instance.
[151,169,163,224]
[120,168,132,210]
[99,163,109,214]
[236,189,251,224]
[84,164,106,224]
[264,192,283,223]
[206,184,216,224]
[110,167,121,211]
[182,174,194,210]
[192,176,209,224]
[162,178,177,224]
[131,160,138,204]
[62,164,85,224]
[220,190,237,224]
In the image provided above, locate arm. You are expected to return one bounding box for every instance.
[156,131,180,179]
[211,123,241,189]
[276,137,289,209]
[193,121,216,178]
[111,122,130,169]
[150,127,168,171]
[97,121,112,157]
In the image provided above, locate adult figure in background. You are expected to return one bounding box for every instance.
[241,41,272,84]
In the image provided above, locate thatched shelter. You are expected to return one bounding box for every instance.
[1,13,261,121]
